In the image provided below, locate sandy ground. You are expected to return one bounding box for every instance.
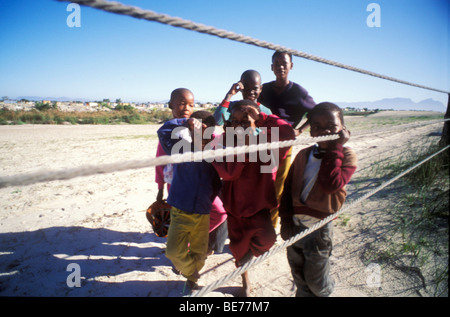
[0,111,447,298]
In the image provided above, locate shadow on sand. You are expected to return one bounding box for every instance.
[0,226,189,296]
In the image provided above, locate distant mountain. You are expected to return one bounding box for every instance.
[336,98,446,112]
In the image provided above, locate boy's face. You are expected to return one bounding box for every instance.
[228,107,258,146]
[201,130,214,150]
[230,107,257,130]
[169,91,194,119]
[195,126,214,150]
[271,53,293,80]
[241,77,262,102]
[309,111,343,149]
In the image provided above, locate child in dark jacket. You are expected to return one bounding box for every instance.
[279,102,357,297]
[258,51,317,227]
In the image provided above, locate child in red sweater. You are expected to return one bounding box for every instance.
[213,99,295,296]
[279,102,357,297]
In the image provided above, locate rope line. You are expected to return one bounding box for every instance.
[0,119,445,189]
[56,0,449,95]
[0,134,338,188]
[191,144,450,297]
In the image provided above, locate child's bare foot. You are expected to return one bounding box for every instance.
[239,271,251,297]
[182,269,201,295]
[186,279,199,291]
[172,266,181,275]
[181,279,199,296]
[191,268,200,281]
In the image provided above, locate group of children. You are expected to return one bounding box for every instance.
[154,51,357,297]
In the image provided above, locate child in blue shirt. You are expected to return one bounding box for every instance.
[157,110,221,291]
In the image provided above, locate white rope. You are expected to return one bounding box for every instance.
[0,134,338,188]
[191,144,450,297]
[56,0,449,95]
[0,118,445,188]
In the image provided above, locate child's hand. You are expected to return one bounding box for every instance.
[187,118,207,136]
[243,105,260,122]
[318,126,351,149]
[335,126,351,145]
[156,188,164,202]
[280,219,297,241]
[188,118,207,139]
[225,81,244,100]
[188,118,211,151]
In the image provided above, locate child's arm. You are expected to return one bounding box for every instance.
[155,142,167,201]
[255,112,296,142]
[254,111,296,161]
[158,118,206,154]
[318,143,357,194]
[157,118,189,155]
[224,82,243,102]
[258,103,272,115]
[279,164,297,240]
[213,101,230,126]
[213,82,243,125]
[293,85,316,134]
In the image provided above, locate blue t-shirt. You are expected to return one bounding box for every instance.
[157,118,221,214]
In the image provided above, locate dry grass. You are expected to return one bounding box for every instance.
[0,108,173,125]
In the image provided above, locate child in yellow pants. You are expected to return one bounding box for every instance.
[157,109,221,292]
[165,207,210,284]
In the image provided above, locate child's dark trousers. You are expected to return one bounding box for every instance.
[286,222,335,297]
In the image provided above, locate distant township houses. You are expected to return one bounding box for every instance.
[0,99,218,112]
[0,99,378,113]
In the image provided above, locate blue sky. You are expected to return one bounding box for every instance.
[0,0,448,110]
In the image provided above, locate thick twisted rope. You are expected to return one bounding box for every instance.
[191,144,450,297]
[1,118,446,188]
[57,0,449,95]
[0,134,338,188]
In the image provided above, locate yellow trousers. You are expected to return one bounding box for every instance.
[165,207,210,282]
[271,147,293,227]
